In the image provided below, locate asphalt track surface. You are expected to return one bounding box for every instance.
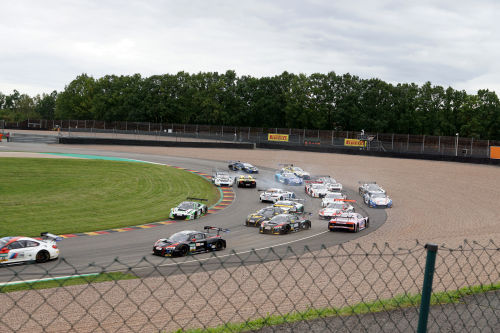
[0,143,386,281]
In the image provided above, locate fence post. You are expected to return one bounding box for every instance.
[487,140,490,158]
[438,136,440,153]
[470,137,473,156]
[422,135,425,152]
[407,134,409,151]
[417,243,438,333]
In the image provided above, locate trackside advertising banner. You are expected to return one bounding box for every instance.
[344,139,366,147]
[268,133,289,142]
[491,146,500,159]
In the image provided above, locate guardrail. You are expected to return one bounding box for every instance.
[1,240,498,332]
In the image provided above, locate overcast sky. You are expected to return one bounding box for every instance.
[1,0,499,96]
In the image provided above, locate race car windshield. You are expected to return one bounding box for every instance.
[259,209,276,217]
[178,202,195,210]
[168,232,191,242]
[243,163,253,168]
[292,167,303,172]
[270,215,289,223]
[325,193,342,198]
[327,203,344,209]
[368,184,381,191]
[371,193,386,198]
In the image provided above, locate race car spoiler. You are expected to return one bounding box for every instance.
[204,226,230,235]
[40,232,63,242]
[186,197,208,201]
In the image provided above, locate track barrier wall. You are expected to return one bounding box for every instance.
[0,240,498,332]
[3,119,500,164]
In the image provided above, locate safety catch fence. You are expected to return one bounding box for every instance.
[0,240,498,332]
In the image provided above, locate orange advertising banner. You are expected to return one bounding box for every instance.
[344,138,366,147]
[268,133,289,142]
[490,146,500,159]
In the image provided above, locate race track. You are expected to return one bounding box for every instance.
[0,143,387,281]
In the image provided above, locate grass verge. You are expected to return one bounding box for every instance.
[0,158,219,236]
[177,282,500,333]
[0,272,137,293]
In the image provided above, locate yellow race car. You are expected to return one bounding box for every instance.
[235,175,257,188]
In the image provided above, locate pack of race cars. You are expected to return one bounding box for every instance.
[2,162,392,263]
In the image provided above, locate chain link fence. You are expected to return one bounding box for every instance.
[0,240,498,332]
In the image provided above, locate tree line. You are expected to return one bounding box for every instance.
[1,70,499,139]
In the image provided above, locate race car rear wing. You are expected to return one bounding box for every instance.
[204,226,230,236]
[40,232,63,242]
[187,197,208,202]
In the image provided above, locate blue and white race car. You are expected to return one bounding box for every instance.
[228,161,259,173]
[364,192,393,208]
[274,170,303,186]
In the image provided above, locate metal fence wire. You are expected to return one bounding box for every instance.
[0,240,498,333]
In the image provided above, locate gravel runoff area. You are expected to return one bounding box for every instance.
[1,143,499,332]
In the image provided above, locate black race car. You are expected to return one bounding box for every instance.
[228,161,259,173]
[152,226,229,257]
[246,206,288,227]
[259,213,311,235]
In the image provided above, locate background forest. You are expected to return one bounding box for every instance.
[1,71,499,139]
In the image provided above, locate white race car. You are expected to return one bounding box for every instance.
[328,212,369,233]
[212,170,234,187]
[318,202,355,219]
[282,165,311,180]
[316,176,343,192]
[0,233,62,264]
[364,192,393,208]
[305,182,330,198]
[321,192,347,207]
[259,188,296,203]
[359,182,386,196]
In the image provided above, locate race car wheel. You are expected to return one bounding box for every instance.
[284,225,291,234]
[284,179,289,185]
[215,240,225,251]
[35,250,50,263]
[304,221,311,229]
[353,225,359,233]
[178,245,189,257]
[366,218,370,228]
[194,212,199,219]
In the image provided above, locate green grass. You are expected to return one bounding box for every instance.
[0,158,219,236]
[0,272,137,293]
[176,282,500,333]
